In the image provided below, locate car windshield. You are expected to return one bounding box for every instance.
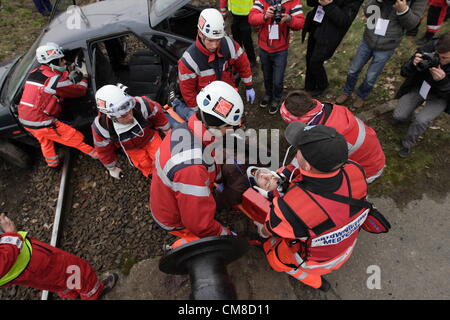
[4,39,41,103]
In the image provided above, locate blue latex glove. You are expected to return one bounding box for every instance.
[246,88,256,104]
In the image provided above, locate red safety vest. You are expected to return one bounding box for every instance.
[281,100,385,180]
[18,65,87,129]
[268,162,368,262]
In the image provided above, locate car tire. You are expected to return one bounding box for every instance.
[0,140,31,169]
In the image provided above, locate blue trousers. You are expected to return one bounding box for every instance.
[342,39,395,100]
[259,48,288,103]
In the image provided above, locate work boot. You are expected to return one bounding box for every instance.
[398,145,412,158]
[335,93,349,105]
[269,100,280,115]
[260,95,271,108]
[99,272,118,299]
[353,97,365,108]
[318,278,331,292]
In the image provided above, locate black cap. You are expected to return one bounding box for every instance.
[285,122,348,172]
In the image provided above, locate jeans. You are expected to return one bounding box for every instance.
[259,48,288,103]
[165,98,196,128]
[393,89,447,148]
[342,39,395,100]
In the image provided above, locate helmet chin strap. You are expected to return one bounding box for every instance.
[49,63,66,73]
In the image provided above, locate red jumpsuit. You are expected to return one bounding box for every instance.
[91,96,169,178]
[0,232,104,300]
[178,36,253,107]
[18,65,97,167]
[280,100,385,182]
[150,114,232,247]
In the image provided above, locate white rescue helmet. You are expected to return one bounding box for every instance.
[36,42,65,64]
[198,8,225,39]
[196,81,244,126]
[95,84,136,118]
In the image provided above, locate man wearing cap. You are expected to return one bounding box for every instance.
[253,122,369,291]
[175,8,254,123]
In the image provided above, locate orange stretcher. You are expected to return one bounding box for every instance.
[233,188,271,224]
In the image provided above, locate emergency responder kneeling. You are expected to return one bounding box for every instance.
[172,8,255,125]
[18,42,98,168]
[92,84,170,179]
[0,213,118,300]
[252,122,369,292]
[150,81,243,249]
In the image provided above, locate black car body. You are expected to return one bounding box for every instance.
[0,0,201,167]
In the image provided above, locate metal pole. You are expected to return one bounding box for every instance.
[41,149,71,300]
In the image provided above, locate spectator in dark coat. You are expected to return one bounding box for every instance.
[32,0,53,16]
[302,0,363,97]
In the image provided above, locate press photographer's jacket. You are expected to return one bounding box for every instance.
[249,0,305,53]
[363,0,426,51]
[395,37,450,113]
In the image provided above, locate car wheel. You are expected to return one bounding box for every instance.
[0,140,31,169]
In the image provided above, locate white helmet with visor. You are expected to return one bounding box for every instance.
[95,84,135,119]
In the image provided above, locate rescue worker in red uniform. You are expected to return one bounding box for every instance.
[280,90,385,183]
[174,8,254,123]
[18,42,98,168]
[92,84,170,179]
[150,81,244,248]
[253,122,369,291]
[0,213,117,300]
[416,0,449,45]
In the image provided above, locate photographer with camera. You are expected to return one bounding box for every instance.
[249,0,305,115]
[393,32,450,157]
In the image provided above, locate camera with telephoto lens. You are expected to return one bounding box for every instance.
[273,0,286,23]
[416,52,440,72]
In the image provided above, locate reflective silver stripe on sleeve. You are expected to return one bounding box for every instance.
[253,1,264,12]
[155,149,211,197]
[200,69,216,77]
[135,96,148,118]
[163,149,204,177]
[241,76,252,84]
[94,117,110,139]
[25,81,44,87]
[236,47,244,58]
[0,236,23,249]
[225,36,236,59]
[179,71,197,81]
[94,137,110,147]
[182,51,201,74]
[157,122,171,131]
[56,80,74,88]
[348,117,366,156]
[80,281,101,298]
[20,102,34,107]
